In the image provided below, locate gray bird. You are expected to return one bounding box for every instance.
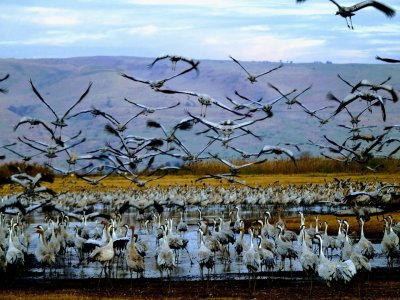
[329,0,395,29]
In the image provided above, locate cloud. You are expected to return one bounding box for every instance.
[239,25,271,32]
[127,25,159,36]
[0,31,107,46]
[202,33,326,61]
[354,23,400,35]
[24,7,80,26]
[127,0,234,7]
[0,0,397,62]
[335,50,370,60]
[126,25,193,36]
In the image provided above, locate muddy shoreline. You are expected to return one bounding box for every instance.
[1,268,400,299]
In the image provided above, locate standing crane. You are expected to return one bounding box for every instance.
[244,228,260,296]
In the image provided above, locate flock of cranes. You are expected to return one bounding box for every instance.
[0,51,398,189]
[0,0,399,296]
[0,180,400,295]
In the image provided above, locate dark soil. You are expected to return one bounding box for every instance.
[1,268,400,299]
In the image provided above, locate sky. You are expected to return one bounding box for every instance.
[0,0,399,63]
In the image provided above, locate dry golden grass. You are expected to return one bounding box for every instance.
[1,172,398,196]
[180,156,400,175]
[30,173,400,192]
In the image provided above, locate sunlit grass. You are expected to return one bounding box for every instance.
[0,156,398,194]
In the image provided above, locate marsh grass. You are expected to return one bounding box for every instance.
[0,156,398,194]
[174,155,399,175]
[0,161,54,184]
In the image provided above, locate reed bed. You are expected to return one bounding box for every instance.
[0,156,399,194]
[174,156,400,175]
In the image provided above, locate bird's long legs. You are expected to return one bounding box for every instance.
[345,17,354,30]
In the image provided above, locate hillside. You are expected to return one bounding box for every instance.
[0,56,399,165]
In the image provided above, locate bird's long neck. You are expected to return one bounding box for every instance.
[383,220,389,235]
[257,235,262,249]
[199,230,204,246]
[39,231,47,247]
[360,220,365,239]
[318,236,324,257]
[301,228,308,250]
[102,224,110,242]
[130,227,135,243]
[324,222,328,235]
[345,222,349,234]
[8,228,14,245]
[107,227,113,244]
[300,214,305,227]
[278,227,283,241]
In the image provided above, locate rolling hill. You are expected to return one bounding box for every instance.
[0,56,399,165]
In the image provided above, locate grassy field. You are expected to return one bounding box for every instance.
[28,172,400,193]
[1,172,399,195]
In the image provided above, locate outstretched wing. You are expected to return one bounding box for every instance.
[353,1,395,17]
[29,79,59,119]
[229,55,252,77]
[255,63,283,79]
[62,81,93,120]
[376,56,400,63]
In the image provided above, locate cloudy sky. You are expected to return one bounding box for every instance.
[0,0,399,63]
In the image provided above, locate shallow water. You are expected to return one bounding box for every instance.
[19,206,394,281]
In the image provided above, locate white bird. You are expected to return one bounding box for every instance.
[34,225,56,274]
[299,225,318,276]
[381,217,399,267]
[229,55,283,84]
[176,211,188,236]
[126,225,145,279]
[6,225,24,267]
[244,228,260,295]
[234,224,247,258]
[351,79,398,103]
[88,223,114,278]
[197,229,215,281]
[258,145,297,167]
[187,110,268,141]
[276,225,298,270]
[156,226,175,292]
[256,235,275,272]
[121,65,196,90]
[29,79,92,129]
[315,233,356,286]
[147,54,200,73]
[354,217,375,260]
